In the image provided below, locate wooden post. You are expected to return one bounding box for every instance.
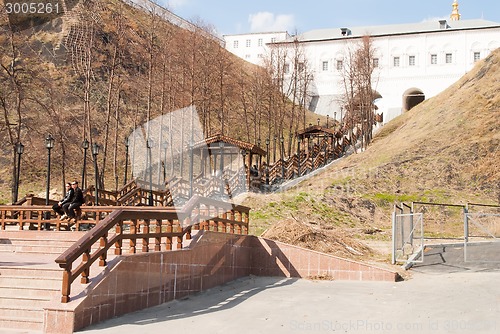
[155,219,162,251]
[80,249,90,284]
[115,221,123,255]
[60,264,72,303]
[142,219,150,253]
[99,232,108,266]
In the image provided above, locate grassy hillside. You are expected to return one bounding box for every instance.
[245,48,500,261]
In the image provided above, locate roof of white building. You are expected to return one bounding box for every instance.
[293,19,500,42]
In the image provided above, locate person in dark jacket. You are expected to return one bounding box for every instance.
[52,183,74,219]
[63,181,85,222]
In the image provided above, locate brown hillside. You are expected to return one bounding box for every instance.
[247,48,500,261]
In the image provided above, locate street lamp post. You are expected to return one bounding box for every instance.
[81,139,89,189]
[280,136,285,179]
[45,134,54,228]
[257,138,261,168]
[92,143,100,206]
[241,149,247,192]
[13,142,24,204]
[124,137,129,185]
[219,141,224,196]
[297,136,302,177]
[265,138,270,185]
[146,139,153,206]
[189,140,194,199]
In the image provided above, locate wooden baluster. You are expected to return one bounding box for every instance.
[115,221,123,255]
[184,217,191,240]
[155,219,161,251]
[80,248,91,284]
[60,263,72,303]
[130,219,137,254]
[18,209,24,230]
[221,210,227,232]
[1,209,5,230]
[99,232,108,266]
[166,219,172,250]
[243,211,249,234]
[229,210,235,234]
[176,222,182,249]
[142,219,150,253]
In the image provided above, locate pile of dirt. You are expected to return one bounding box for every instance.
[262,218,374,259]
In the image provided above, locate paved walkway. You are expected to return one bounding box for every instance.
[81,270,500,334]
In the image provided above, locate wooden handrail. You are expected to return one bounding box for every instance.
[51,195,249,303]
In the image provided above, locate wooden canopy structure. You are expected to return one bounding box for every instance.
[191,133,266,188]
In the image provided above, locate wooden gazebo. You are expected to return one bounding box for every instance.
[191,133,266,189]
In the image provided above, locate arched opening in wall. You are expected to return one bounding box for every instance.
[402,88,425,112]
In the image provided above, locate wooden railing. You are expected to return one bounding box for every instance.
[53,195,249,303]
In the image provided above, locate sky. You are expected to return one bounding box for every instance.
[156,0,500,36]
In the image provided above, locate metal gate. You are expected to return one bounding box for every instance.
[392,209,423,266]
[464,212,500,263]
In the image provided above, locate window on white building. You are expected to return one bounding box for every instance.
[393,56,400,67]
[298,62,304,72]
[322,61,329,71]
[473,52,481,62]
[373,58,379,68]
[336,60,343,70]
[284,63,290,74]
[233,40,239,48]
[271,37,276,43]
[258,39,263,47]
[445,53,452,64]
[246,39,251,47]
[430,54,437,64]
[258,54,263,58]
[245,54,251,59]
[409,55,416,66]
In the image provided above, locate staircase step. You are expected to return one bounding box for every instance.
[0,316,43,332]
[0,276,61,290]
[0,296,52,309]
[0,286,58,299]
[0,267,62,279]
[0,306,43,319]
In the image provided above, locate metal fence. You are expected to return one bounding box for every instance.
[392,203,423,265]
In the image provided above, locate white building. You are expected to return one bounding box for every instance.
[223,2,500,123]
[223,31,290,64]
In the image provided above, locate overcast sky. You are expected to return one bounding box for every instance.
[156,0,500,36]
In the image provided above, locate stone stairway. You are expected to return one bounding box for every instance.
[0,229,195,333]
[0,231,86,333]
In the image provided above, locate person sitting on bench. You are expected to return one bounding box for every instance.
[53,183,74,220]
[63,181,85,223]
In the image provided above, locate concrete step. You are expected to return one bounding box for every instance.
[0,275,61,290]
[0,306,43,319]
[0,286,58,299]
[0,295,52,309]
[0,316,43,332]
[0,267,62,279]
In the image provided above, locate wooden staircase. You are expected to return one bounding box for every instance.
[0,231,85,333]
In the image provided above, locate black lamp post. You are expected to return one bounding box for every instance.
[219,141,224,195]
[45,134,54,227]
[273,136,277,163]
[257,138,261,168]
[146,138,153,206]
[81,139,89,189]
[124,137,129,185]
[265,138,270,185]
[92,143,100,206]
[280,136,285,178]
[241,149,247,192]
[297,135,302,177]
[188,140,194,199]
[317,118,320,126]
[13,142,24,204]
[265,138,270,166]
